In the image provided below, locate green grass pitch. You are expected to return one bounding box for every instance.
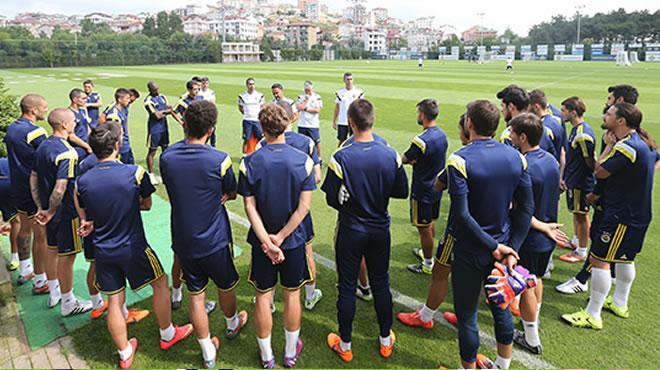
[1,60,660,368]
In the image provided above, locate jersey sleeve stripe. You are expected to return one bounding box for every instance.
[447,153,467,178]
[239,159,247,176]
[134,166,146,184]
[328,155,344,180]
[220,156,233,177]
[26,127,48,144]
[614,142,637,163]
[412,136,427,154]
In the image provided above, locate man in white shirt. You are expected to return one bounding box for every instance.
[271,83,298,123]
[296,81,323,158]
[238,77,265,154]
[418,57,424,70]
[332,72,364,146]
[199,77,217,104]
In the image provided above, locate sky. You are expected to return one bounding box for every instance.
[1,0,658,35]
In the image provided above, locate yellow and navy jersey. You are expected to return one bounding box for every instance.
[501,124,557,159]
[522,148,560,253]
[548,104,562,120]
[70,107,91,143]
[322,140,408,233]
[257,131,320,166]
[144,94,169,134]
[238,143,316,250]
[105,104,131,152]
[404,126,448,204]
[542,113,567,162]
[341,132,389,147]
[600,131,655,227]
[86,91,102,123]
[174,95,203,117]
[564,121,596,191]
[76,161,155,262]
[446,138,531,255]
[160,140,236,258]
[34,136,78,220]
[4,117,48,199]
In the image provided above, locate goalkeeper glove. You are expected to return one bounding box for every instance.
[485,262,537,310]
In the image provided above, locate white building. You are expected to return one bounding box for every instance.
[84,12,113,24]
[363,28,386,53]
[305,0,321,21]
[183,15,211,35]
[0,15,8,28]
[371,8,388,23]
[223,17,258,41]
[222,42,262,63]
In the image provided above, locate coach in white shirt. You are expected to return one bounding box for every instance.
[199,77,216,103]
[238,77,265,153]
[332,72,364,146]
[296,80,323,158]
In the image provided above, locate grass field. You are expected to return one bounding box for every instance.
[1,60,660,369]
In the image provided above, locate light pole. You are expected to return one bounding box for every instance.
[477,12,485,47]
[575,5,585,44]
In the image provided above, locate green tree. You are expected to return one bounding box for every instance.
[0,78,20,157]
[168,12,184,34]
[142,16,157,37]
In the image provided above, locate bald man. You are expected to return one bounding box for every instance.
[143,81,173,184]
[31,108,93,316]
[4,94,58,302]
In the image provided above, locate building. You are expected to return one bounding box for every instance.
[183,15,211,35]
[342,0,367,25]
[222,42,262,63]
[461,25,497,43]
[363,28,386,54]
[297,0,308,11]
[0,15,7,28]
[371,8,388,23]
[223,17,258,41]
[84,12,113,24]
[283,23,318,49]
[413,17,435,29]
[305,0,321,21]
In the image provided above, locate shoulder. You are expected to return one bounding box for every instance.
[613,136,639,163]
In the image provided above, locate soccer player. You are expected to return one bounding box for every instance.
[508,113,566,354]
[332,72,364,146]
[4,94,54,298]
[562,103,654,330]
[104,89,135,165]
[83,80,102,128]
[271,83,298,123]
[497,85,556,159]
[402,99,447,275]
[1,157,21,272]
[67,88,93,160]
[559,96,595,264]
[528,89,566,165]
[197,77,217,147]
[322,99,408,362]
[172,80,203,127]
[238,103,315,368]
[128,88,140,105]
[506,57,513,72]
[238,77,265,154]
[447,100,533,369]
[31,108,93,316]
[296,81,323,159]
[557,85,639,294]
[144,81,172,184]
[418,57,424,70]
[160,100,248,368]
[75,124,193,369]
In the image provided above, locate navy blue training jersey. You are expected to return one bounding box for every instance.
[322,140,409,233]
[258,131,320,165]
[174,95,203,117]
[76,161,155,261]
[71,107,91,144]
[404,126,448,203]
[238,143,316,250]
[521,148,560,253]
[144,94,169,134]
[342,132,388,147]
[564,122,596,191]
[86,91,101,127]
[600,131,655,228]
[501,125,557,159]
[447,139,532,256]
[542,113,566,163]
[105,104,131,153]
[34,136,78,220]
[160,141,237,258]
[4,117,48,201]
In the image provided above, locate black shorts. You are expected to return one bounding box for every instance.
[148,130,169,150]
[13,194,37,217]
[298,127,320,145]
[248,244,311,292]
[0,202,17,223]
[567,188,589,214]
[519,249,553,276]
[337,125,351,142]
[590,222,648,264]
[46,216,83,256]
[410,199,440,227]
[119,150,135,165]
[435,232,455,267]
[303,214,314,244]
[83,234,95,261]
[95,246,164,295]
[179,246,240,294]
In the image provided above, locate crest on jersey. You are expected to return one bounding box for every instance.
[600,232,611,244]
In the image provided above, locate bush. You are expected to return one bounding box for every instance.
[0,78,20,157]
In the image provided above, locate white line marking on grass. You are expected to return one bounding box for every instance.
[227,211,555,369]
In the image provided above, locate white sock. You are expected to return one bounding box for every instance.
[160,324,175,342]
[423,258,434,269]
[495,355,512,369]
[536,303,542,326]
[122,303,129,320]
[198,336,216,362]
[284,329,300,357]
[586,267,611,320]
[522,320,540,347]
[419,304,436,323]
[91,293,104,309]
[257,335,273,361]
[225,313,239,331]
[172,287,182,302]
[11,253,18,262]
[339,340,351,352]
[62,290,75,308]
[20,259,33,277]
[576,247,587,257]
[379,335,391,346]
[118,342,133,361]
[34,272,46,285]
[48,279,60,295]
[613,263,635,307]
[305,282,316,301]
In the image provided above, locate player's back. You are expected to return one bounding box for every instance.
[523,148,560,252]
[34,136,77,218]
[542,114,566,160]
[5,117,47,195]
[410,126,448,202]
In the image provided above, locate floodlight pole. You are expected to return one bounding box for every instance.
[575,5,585,44]
[477,12,485,47]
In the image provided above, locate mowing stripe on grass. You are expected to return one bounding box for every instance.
[227,210,555,369]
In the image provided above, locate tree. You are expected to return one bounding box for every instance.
[142,16,157,37]
[168,12,183,34]
[156,11,170,39]
[0,78,20,157]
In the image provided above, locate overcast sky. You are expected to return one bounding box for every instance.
[2,0,658,35]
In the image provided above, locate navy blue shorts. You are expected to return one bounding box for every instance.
[590,222,648,264]
[12,194,37,217]
[148,130,169,150]
[337,125,351,142]
[435,232,455,267]
[590,207,604,240]
[519,249,553,276]
[249,244,311,292]
[83,234,95,261]
[95,246,164,295]
[0,200,17,223]
[410,199,440,227]
[303,214,314,244]
[298,127,320,145]
[46,216,83,256]
[567,187,589,214]
[242,120,263,141]
[179,246,240,294]
[119,150,135,165]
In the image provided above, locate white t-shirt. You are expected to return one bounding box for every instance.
[418,58,423,65]
[272,97,298,119]
[335,87,364,126]
[199,88,216,103]
[507,59,513,67]
[296,93,323,128]
[238,91,264,121]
